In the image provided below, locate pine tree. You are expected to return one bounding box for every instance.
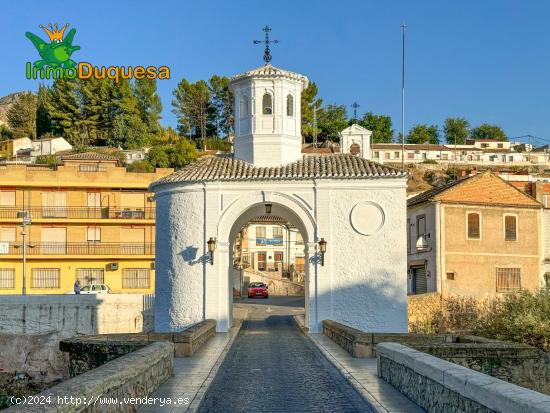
[134,79,162,135]
[208,75,233,136]
[45,79,83,144]
[301,82,323,142]
[7,92,37,139]
[36,84,52,138]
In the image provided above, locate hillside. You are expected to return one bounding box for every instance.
[0,92,26,127]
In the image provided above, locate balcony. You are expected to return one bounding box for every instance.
[0,207,155,220]
[5,242,155,256]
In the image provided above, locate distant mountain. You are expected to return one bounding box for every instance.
[0,92,27,127]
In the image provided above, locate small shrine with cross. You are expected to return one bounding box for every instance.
[151,27,408,334]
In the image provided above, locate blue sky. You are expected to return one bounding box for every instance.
[4,0,550,145]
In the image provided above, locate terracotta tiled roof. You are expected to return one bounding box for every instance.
[61,152,119,161]
[408,172,542,208]
[150,154,406,190]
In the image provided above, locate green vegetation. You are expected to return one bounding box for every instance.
[444,117,470,145]
[7,92,37,139]
[410,289,550,352]
[407,124,440,144]
[470,123,508,141]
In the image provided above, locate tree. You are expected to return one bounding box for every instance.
[44,78,82,143]
[317,104,348,141]
[360,112,394,143]
[301,82,323,142]
[36,84,52,138]
[7,92,37,139]
[407,124,440,144]
[470,123,507,141]
[146,138,198,169]
[134,79,162,134]
[172,79,214,149]
[208,75,233,136]
[443,117,470,145]
[0,124,12,140]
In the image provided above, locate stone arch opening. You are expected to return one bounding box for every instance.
[219,200,316,331]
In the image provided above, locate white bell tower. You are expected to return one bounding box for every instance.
[229,64,308,166]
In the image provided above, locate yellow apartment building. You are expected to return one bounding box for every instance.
[0,152,173,294]
[407,172,543,298]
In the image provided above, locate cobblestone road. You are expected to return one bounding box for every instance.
[198,297,373,413]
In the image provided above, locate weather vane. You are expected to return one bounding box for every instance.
[351,102,360,122]
[253,26,279,64]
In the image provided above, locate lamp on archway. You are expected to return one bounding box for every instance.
[265,203,272,214]
[318,238,327,266]
[207,237,216,265]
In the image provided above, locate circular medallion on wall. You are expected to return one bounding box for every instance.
[350,201,385,235]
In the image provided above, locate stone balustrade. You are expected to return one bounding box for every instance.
[377,342,550,413]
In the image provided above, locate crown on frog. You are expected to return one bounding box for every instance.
[39,23,69,42]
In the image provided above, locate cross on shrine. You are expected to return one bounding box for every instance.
[253,26,279,64]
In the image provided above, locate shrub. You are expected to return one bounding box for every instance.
[34,154,62,166]
[409,290,550,351]
[126,160,154,173]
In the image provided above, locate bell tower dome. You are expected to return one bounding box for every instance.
[229,64,308,166]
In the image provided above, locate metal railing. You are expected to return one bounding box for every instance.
[5,242,155,255]
[0,207,155,220]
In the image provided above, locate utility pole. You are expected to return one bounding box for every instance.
[401,23,407,170]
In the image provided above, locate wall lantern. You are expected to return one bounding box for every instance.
[318,238,327,266]
[265,203,272,214]
[207,237,216,265]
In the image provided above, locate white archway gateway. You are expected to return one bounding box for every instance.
[151,64,409,333]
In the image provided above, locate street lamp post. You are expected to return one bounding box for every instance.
[18,212,32,295]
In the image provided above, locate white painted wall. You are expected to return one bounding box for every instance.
[154,177,408,334]
[340,124,372,159]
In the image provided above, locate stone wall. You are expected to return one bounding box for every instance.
[322,319,453,357]
[0,294,154,335]
[5,342,174,413]
[245,269,305,296]
[414,336,550,395]
[377,342,550,413]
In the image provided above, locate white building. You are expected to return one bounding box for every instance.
[239,220,305,275]
[151,64,408,334]
[339,124,372,159]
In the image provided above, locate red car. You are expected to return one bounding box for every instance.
[248,282,269,299]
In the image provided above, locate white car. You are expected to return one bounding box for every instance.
[79,284,111,294]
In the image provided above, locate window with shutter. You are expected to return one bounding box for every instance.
[496,268,521,292]
[467,213,480,239]
[504,215,517,241]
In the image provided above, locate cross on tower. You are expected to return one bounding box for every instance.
[351,102,360,122]
[253,26,279,64]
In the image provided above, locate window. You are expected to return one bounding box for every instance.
[446,272,456,280]
[385,153,391,160]
[496,268,521,293]
[406,219,411,253]
[0,227,16,242]
[0,269,15,289]
[32,268,60,288]
[394,152,400,159]
[79,164,104,172]
[374,151,380,158]
[256,226,266,238]
[273,226,283,239]
[416,215,426,239]
[544,272,550,288]
[240,95,249,117]
[497,143,503,149]
[504,215,517,241]
[87,192,101,208]
[0,191,15,206]
[42,191,67,218]
[407,153,414,159]
[77,268,104,284]
[87,227,101,243]
[262,93,273,115]
[286,94,294,116]
[123,268,150,289]
[256,226,266,245]
[467,212,480,239]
